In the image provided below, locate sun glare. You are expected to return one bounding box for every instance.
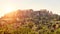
[0,5,17,17]
[3,6,16,14]
[5,7,13,13]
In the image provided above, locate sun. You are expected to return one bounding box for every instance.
[0,5,17,17]
[3,6,16,14]
[3,6,16,13]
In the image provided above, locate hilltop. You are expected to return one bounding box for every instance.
[0,9,60,34]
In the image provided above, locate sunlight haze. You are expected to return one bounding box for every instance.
[0,0,60,17]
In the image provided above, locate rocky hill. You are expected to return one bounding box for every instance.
[0,9,60,34]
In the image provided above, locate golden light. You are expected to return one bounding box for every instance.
[4,7,14,13]
[3,6,16,14]
[0,5,17,17]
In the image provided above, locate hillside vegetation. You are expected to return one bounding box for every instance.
[0,9,60,34]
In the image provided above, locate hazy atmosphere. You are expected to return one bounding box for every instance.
[0,0,60,34]
[0,0,60,16]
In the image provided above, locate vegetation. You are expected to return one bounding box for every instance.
[0,9,60,34]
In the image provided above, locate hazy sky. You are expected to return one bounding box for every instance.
[0,0,60,15]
